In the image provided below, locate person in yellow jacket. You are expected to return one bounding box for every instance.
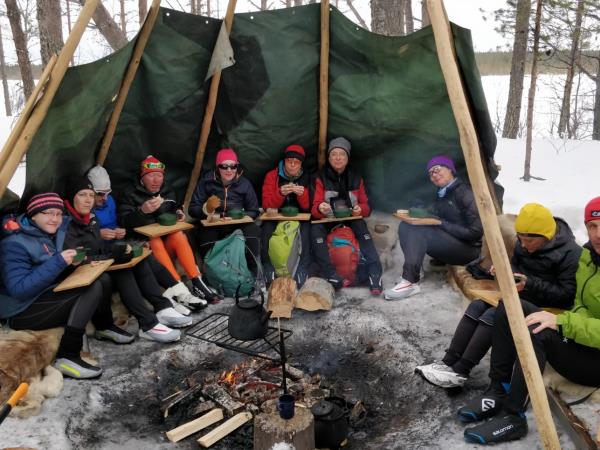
[456,196,600,445]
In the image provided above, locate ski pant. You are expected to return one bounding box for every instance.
[398,222,480,283]
[150,231,200,281]
[490,300,600,414]
[260,220,311,272]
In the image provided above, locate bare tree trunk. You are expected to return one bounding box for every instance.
[346,0,367,29]
[593,60,600,140]
[421,0,429,27]
[0,25,12,116]
[405,0,413,33]
[206,0,211,16]
[119,0,127,34]
[260,0,267,10]
[558,0,585,138]
[139,0,147,23]
[285,0,291,7]
[502,0,531,139]
[371,0,404,36]
[523,0,542,182]
[75,0,128,50]
[66,0,73,33]
[37,0,64,67]
[293,0,301,5]
[191,0,196,14]
[5,0,34,99]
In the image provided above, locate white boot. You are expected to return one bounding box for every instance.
[163,281,207,312]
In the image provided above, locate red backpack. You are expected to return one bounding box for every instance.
[327,225,360,284]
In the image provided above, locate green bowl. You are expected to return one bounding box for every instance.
[227,209,245,220]
[131,245,143,258]
[334,209,352,218]
[281,206,299,217]
[158,213,177,226]
[408,207,429,219]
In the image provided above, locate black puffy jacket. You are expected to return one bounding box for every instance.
[64,213,115,260]
[511,218,582,309]
[431,178,483,246]
[117,182,180,230]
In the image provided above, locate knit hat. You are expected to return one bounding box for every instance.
[514,203,557,240]
[427,155,456,174]
[284,144,305,162]
[584,196,600,223]
[65,175,95,203]
[140,155,165,178]
[87,165,111,192]
[327,137,351,157]
[26,192,64,217]
[216,148,238,166]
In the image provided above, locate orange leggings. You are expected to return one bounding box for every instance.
[150,231,200,281]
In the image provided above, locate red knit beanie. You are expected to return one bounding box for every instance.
[585,196,600,223]
[284,144,305,161]
[216,148,238,166]
[140,155,165,178]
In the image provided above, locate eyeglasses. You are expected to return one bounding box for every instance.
[40,211,63,218]
[218,164,239,171]
[142,162,165,170]
[94,190,111,197]
[428,165,444,177]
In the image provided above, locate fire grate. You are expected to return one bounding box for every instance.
[186,313,292,362]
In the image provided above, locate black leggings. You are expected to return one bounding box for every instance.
[490,301,600,413]
[147,254,178,288]
[8,274,113,331]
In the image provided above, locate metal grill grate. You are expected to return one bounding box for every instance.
[186,313,292,361]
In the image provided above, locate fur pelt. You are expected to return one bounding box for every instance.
[366,220,399,271]
[479,214,517,269]
[11,365,63,418]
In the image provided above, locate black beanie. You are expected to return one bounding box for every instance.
[64,175,95,203]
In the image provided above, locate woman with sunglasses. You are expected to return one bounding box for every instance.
[118,156,220,304]
[384,155,483,300]
[188,148,260,262]
[0,193,127,379]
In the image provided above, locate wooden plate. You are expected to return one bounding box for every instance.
[107,248,152,271]
[134,221,195,238]
[201,216,254,227]
[54,259,114,292]
[311,216,363,224]
[393,212,442,226]
[259,212,311,221]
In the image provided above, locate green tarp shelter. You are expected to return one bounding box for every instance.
[19,4,499,211]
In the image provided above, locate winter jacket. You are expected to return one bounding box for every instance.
[311,165,370,219]
[93,194,119,230]
[511,218,581,309]
[262,162,310,211]
[64,212,115,259]
[556,245,600,349]
[189,171,260,220]
[431,178,483,245]
[118,182,180,230]
[0,214,71,318]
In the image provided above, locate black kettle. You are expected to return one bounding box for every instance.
[311,396,350,450]
[228,286,272,341]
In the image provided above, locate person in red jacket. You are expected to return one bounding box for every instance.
[311,137,382,294]
[261,144,311,287]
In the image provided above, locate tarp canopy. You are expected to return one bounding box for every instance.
[20,4,499,212]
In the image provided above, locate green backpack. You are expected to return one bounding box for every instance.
[204,229,255,297]
[268,220,301,277]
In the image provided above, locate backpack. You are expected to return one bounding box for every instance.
[327,225,360,284]
[268,220,301,277]
[204,229,255,297]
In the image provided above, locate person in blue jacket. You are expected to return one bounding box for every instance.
[0,193,130,379]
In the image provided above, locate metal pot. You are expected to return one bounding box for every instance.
[311,396,350,450]
[228,287,272,341]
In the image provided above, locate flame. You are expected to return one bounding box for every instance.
[217,359,260,385]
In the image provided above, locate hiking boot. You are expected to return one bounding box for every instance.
[192,276,222,304]
[384,278,420,300]
[369,275,383,296]
[163,281,206,313]
[457,386,507,423]
[326,274,345,290]
[415,362,467,388]
[54,356,102,379]
[156,307,193,328]
[139,323,181,343]
[95,325,135,344]
[464,413,528,444]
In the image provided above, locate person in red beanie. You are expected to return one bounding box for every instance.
[188,148,261,265]
[260,144,312,287]
[118,155,220,304]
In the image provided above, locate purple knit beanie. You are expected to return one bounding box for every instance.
[427,155,456,174]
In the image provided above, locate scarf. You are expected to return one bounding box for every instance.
[437,177,458,198]
[64,200,91,225]
[278,160,303,182]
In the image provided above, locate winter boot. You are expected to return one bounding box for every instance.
[163,281,206,313]
[55,326,102,379]
[464,413,528,444]
[191,275,222,304]
[457,382,508,423]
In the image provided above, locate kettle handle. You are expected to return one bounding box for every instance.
[259,289,265,307]
[235,284,241,305]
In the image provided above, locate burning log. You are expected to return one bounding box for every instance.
[267,277,297,318]
[197,411,253,447]
[165,408,224,443]
[202,384,245,416]
[254,406,314,450]
[160,383,204,418]
[295,277,334,311]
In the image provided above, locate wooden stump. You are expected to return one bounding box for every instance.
[267,277,297,319]
[254,406,314,450]
[295,277,334,311]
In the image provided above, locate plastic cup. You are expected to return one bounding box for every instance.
[277,394,295,420]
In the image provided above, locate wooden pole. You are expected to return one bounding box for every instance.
[183,0,237,209]
[96,0,162,166]
[425,1,560,449]
[0,0,100,199]
[0,54,57,172]
[318,0,330,169]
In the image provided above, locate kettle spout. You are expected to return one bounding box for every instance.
[262,309,273,324]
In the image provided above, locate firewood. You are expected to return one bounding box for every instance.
[267,277,297,318]
[197,411,252,447]
[202,384,245,416]
[284,364,305,380]
[254,408,314,450]
[160,383,204,418]
[165,408,224,443]
[191,400,216,417]
[295,277,334,311]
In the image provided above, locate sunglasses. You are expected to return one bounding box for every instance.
[218,164,239,171]
[94,190,112,197]
[142,162,165,170]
